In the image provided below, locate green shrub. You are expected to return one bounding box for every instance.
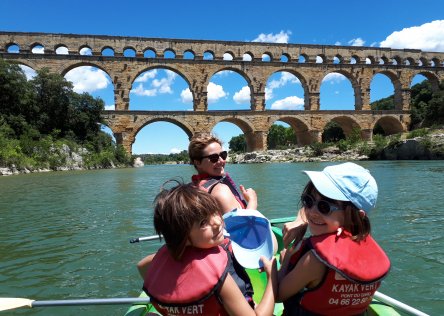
[407,128,430,139]
[308,142,325,157]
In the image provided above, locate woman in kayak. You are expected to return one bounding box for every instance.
[188,133,257,213]
[143,182,277,316]
[278,162,390,316]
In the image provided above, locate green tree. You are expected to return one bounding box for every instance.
[284,127,297,146]
[322,121,345,143]
[0,60,131,169]
[229,134,246,153]
[423,81,444,126]
[30,68,73,135]
[371,95,394,110]
[67,93,104,141]
[0,60,32,117]
[409,81,433,128]
[267,124,287,149]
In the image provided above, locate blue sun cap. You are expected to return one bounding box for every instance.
[223,209,274,269]
[303,162,378,213]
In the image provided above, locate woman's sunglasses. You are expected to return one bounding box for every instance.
[301,194,340,215]
[200,151,228,163]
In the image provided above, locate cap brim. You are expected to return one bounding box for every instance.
[303,170,349,201]
[223,209,274,269]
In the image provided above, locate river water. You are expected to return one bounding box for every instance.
[0,161,443,315]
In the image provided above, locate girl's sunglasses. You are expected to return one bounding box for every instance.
[201,151,228,163]
[301,194,340,215]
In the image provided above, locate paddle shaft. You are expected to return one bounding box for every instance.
[31,297,151,307]
[130,217,295,243]
[374,292,429,316]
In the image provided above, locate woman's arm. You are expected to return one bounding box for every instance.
[211,183,245,214]
[220,256,277,316]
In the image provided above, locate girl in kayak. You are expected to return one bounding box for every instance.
[278,162,390,316]
[143,182,277,316]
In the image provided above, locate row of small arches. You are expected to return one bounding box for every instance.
[5,42,443,67]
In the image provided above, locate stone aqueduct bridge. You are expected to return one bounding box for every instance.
[1,31,444,154]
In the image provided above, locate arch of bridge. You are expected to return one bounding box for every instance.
[2,31,443,153]
[101,111,410,153]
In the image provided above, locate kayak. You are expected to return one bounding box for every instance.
[125,219,402,316]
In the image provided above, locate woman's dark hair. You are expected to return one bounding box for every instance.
[153,180,220,260]
[302,181,371,241]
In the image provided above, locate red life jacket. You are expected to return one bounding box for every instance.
[143,245,230,316]
[284,231,390,316]
[190,174,254,304]
[191,173,247,209]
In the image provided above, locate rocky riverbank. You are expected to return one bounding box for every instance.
[0,144,132,176]
[229,131,444,164]
[229,147,367,164]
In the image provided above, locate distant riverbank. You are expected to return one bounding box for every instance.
[2,130,443,176]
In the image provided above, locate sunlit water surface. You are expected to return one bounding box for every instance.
[0,161,442,315]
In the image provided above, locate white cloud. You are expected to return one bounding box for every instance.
[131,83,157,96]
[152,70,176,94]
[31,46,44,54]
[322,73,346,84]
[65,66,110,93]
[170,148,182,154]
[335,41,342,46]
[80,47,92,55]
[135,70,158,82]
[105,104,115,110]
[223,53,233,60]
[180,88,193,103]
[265,87,274,100]
[19,65,37,80]
[131,70,177,96]
[243,54,252,61]
[348,38,365,46]
[233,86,250,104]
[207,82,227,103]
[380,20,444,52]
[266,72,300,100]
[252,30,292,43]
[270,96,304,110]
[56,47,68,55]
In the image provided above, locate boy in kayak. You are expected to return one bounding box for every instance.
[278,162,390,316]
[143,181,277,316]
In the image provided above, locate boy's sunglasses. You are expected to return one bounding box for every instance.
[201,151,228,163]
[301,194,340,215]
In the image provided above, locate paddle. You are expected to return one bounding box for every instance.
[130,235,162,243]
[0,297,151,311]
[130,217,296,243]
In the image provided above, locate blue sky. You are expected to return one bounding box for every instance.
[1,0,444,154]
